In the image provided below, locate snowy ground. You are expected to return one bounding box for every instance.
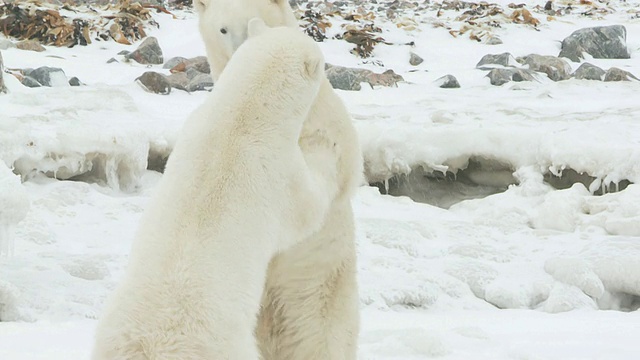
[2,1,640,359]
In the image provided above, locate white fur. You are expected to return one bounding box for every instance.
[92,24,339,360]
[198,1,363,359]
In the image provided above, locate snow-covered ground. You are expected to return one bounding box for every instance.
[1,1,640,358]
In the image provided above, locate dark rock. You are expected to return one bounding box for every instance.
[117,50,130,56]
[136,72,171,95]
[409,52,424,66]
[169,56,211,74]
[325,65,362,91]
[476,53,515,70]
[185,56,210,74]
[187,73,214,92]
[25,66,69,87]
[436,74,460,88]
[107,58,118,64]
[0,51,5,93]
[163,56,187,69]
[517,54,571,81]
[185,67,203,80]
[0,40,15,50]
[16,40,45,52]
[571,63,605,81]
[69,77,82,86]
[125,37,163,65]
[325,65,404,91]
[21,76,42,88]
[559,25,630,62]
[487,68,536,86]
[603,67,639,82]
[166,72,189,91]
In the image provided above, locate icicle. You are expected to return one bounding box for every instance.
[384,178,389,194]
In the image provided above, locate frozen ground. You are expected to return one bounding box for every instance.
[1,1,640,359]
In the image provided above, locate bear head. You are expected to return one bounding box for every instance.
[195,0,298,80]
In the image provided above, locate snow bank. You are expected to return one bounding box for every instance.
[0,163,30,256]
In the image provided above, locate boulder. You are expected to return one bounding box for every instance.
[325,64,404,91]
[559,25,630,62]
[571,63,605,81]
[409,52,424,66]
[25,67,69,87]
[435,74,460,88]
[603,67,639,82]
[125,37,163,65]
[517,54,571,81]
[476,53,516,70]
[486,68,537,86]
[136,72,171,95]
[16,40,45,52]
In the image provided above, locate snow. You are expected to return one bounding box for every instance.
[1,1,640,359]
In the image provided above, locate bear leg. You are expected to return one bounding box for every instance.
[257,200,359,360]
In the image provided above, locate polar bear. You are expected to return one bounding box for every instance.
[92,20,340,360]
[196,1,362,359]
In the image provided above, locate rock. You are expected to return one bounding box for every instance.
[25,67,69,87]
[476,53,516,70]
[409,52,424,66]
[559,25,630,62]
[603,67,639,82]
[166,62,214,92]
[186,73,214,92]
[69,77,83,86]
[0,40,15,50]
[325,64,404,91]
[16,40,45,52]
[136,71,171,95]
[117,50,130,56]
[169,56,211,74]
[517,54,571,81]
[107,58,118,64]
[163,56,187,69]
[21,76,41,88]
[166,72,189,91]
[435,74,460,88]
[0,52,5,93]
[325,65,366,91]
[571,63,605,81]
[486,68,536,86]
[485,36,503,45]
[125,37,163,65]
[368,69,404,87]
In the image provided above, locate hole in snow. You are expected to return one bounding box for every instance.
[543,168,632,195]
[370,157,518,209]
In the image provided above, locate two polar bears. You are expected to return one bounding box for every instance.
[92,0,361,359]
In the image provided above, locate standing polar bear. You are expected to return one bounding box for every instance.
[92,20,340,359]
[196,0,362,359]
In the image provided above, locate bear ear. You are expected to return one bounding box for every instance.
[195,0,209,12]
[247,18,268,38]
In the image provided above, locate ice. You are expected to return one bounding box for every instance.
[542,283,598,313]
[0,280,21,321]
[544,257,605,298]
[531,183,590,232]
[0,164,30,256]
